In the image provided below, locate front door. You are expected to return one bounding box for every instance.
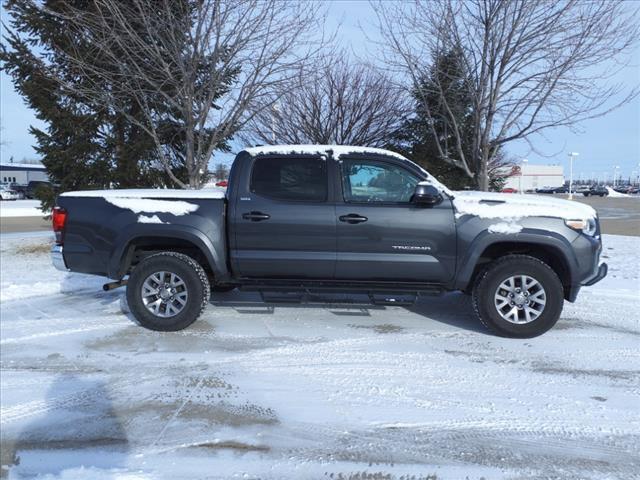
[335,157,456,282]
[230,155,336,278]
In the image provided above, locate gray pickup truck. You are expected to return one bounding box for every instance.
[51,145,607,337]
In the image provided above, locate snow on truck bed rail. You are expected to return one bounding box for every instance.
[60,188,226,199]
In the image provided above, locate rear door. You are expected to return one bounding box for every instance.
[335,156,456,282]
[230,154,336,278]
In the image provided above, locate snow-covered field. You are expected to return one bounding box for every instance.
[0,200,46,218]
[0,234,638,479]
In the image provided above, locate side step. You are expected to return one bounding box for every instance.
[257,290,421,306]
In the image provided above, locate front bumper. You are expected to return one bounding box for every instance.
[582,262,608,286]
[51,244,69,271]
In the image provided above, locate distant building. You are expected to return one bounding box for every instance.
[502,164,564,191]
[0,162,48,185]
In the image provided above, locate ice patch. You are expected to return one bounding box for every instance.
[488,222,523,234]
[137,214,166,224]
[105,197,199,216]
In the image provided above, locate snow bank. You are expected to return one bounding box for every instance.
[60,188,225,199]
[606,187,630,198]
[488,222,523,234]
[0,200,47,218]
[106,197,199,215]
[137,214,166,224]
[452,191,596,222]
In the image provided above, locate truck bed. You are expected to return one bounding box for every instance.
[57,189,228,279]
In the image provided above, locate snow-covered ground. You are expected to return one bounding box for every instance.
[0,200,46,218]
[0,234,638,479]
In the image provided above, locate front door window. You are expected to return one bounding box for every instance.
[341,159,420,204]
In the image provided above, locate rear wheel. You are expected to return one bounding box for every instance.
[126,252,210,331]
[472,255,564,338]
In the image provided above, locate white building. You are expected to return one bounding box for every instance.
[502,164,564,191]
[0,162,48,185]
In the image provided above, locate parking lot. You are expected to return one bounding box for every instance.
[1,222,638,478]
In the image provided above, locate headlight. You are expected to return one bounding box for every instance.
[565,218,597,236]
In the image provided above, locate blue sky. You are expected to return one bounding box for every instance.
[1,1,639,180]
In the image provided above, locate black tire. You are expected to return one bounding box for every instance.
[126,252,210,331]
[472,255,564,338]
[583,192,589,197]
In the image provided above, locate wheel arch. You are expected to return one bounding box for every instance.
[455,233,578,300]
[108,227,228,280]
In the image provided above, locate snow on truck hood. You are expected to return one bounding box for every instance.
[451,191,597,222]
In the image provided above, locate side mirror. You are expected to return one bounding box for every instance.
[412,183,442,206]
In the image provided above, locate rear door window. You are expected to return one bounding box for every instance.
[251,156,327,202]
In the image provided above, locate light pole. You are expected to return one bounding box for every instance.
[613,166,620,187]
[519,158,528,194]
[568,152,579,200]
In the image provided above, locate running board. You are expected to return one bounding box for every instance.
[257,290,420,306]
[240,279,443,306]
[239,279,444,295]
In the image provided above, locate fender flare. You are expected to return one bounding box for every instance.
[107,225,227,280]
[453,229,579,290]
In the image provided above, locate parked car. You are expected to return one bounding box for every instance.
[612,185,636,194]
[0,184,20,201]
[215,180,228,187]
[25,180,51,199]
[583,185,608,197]
[8,183,26,199]
[535,186,556,194]
[553,185,569,194]
[52,145,607,338]
[501,187,518,193]
[574,185,591,195]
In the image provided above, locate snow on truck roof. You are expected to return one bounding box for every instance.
[244,144,451,195]
[243,144,411,161]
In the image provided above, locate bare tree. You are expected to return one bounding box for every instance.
[375,0,639,190]
[242,54,411,147]
[48,0,325,188]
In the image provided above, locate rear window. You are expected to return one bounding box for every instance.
[250,156,327,202]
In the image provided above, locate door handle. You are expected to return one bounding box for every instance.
[339,213,368,224]
[242,211,271,222]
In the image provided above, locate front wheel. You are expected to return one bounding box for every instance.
[472,255,564,338]
[126,252,210,331]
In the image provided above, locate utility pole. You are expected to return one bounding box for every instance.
[568,152,579,200]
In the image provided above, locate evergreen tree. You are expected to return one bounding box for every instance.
[391,48,511,190]
[1,1,201,209]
